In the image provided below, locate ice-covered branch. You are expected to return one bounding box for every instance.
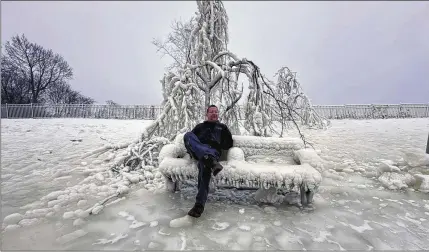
[213,51,239,62]
[223,83,243,114]
[271,67,330,129]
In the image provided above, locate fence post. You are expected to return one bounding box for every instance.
[426,132,429,154]
[31,103,34,118]
[5,103,8,118]
[151,106,155,119]
[426,103,429,117]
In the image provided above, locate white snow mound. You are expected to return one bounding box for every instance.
[402,150,429,167]
[170,215,194,228]
[414,174,429,193]
[378,172,416,190]
[3,213,24,225]
[378,160,401,174]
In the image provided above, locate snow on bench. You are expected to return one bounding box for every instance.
[158,134,323,206]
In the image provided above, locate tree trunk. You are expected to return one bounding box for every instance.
[205,90,210,109]
[32,93,38,104]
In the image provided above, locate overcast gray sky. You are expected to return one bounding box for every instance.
[2,1,428,105]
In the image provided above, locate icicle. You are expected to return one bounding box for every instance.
[180,173,186,182]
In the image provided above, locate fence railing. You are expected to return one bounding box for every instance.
[1,103,428,120]
[0,104,163,120]
[312,103,429,120]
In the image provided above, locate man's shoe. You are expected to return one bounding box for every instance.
[212,161,223,176]
[203,155,223,176]
[188,203,204,218]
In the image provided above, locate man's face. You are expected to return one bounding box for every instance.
[206,107,219,121]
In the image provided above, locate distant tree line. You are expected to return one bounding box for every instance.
[1,34,94,105]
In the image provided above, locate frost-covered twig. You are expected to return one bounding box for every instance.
[261,87,315,149]
[81,140,138,160]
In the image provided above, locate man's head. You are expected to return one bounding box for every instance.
[206,105,219,122]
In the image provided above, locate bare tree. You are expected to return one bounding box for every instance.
[152,18,195,72]
[66,91,94,105]
[2,34,74,103]
[45,82,94,104]
[1,56,31,104]
[106,100,120,106]
[45,82,71,104]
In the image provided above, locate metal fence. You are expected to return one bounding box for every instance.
[0,104,162,120]
[1,103,428,120]
[313,104,429,120]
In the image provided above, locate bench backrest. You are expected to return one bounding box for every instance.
[174,133,304,160]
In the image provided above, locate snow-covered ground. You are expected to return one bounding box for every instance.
[2,118,429,250]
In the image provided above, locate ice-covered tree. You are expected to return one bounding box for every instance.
[97,0,329,173]
[264,67,330,136]
[152,18,194,72]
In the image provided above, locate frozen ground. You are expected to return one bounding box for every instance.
[2,118,429,250]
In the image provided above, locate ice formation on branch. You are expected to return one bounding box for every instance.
[262,67,330,137]
[108,0,328,172]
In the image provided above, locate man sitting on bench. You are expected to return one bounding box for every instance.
[183,105,234,218]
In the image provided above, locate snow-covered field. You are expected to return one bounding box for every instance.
[2,118,429,250]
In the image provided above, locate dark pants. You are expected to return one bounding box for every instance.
[183,132,220,206]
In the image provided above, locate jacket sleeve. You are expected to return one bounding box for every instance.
[221,125,234,150]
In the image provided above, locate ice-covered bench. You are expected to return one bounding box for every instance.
[158,134,324,206]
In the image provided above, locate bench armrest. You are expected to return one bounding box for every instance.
[158,143,187,163]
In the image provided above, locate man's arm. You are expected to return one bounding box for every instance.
[221,125,234,150]
[191,123,203,136]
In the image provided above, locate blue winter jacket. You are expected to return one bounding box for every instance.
[191,120,234,153]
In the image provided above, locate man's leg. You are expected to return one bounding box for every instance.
[184,132,223,176]
[184,132,222,218]
[183,132,218,160]
[188,160,212,218]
